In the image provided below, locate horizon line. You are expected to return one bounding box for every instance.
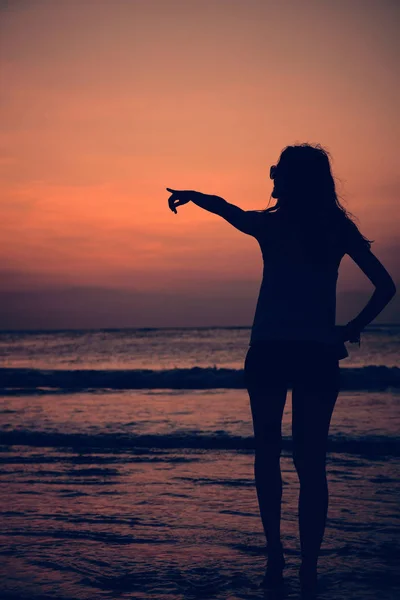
[1,323,399,334]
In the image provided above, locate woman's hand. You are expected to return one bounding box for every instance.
[167,188,192,214]
[335,322,362,345]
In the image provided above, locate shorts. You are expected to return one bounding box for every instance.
[244,339,341,391]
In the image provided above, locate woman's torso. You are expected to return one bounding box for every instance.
[250,211,344,347]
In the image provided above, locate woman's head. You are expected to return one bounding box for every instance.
[270,143,337,214]
[265,142,373,258]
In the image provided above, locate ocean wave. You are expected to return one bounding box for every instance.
[0,430,399,457]
[0,366,399,392]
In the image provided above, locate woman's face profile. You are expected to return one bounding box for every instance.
[270,163,284,199]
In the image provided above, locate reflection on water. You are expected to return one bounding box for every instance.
[1,325,399,370]
[1,389,399,441]
[0,389,399,598]
[0,445,399,599]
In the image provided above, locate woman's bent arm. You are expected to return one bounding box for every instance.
[347,246,397,331]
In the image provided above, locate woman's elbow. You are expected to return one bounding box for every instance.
[388,281,397,298]
[378,279,397,299]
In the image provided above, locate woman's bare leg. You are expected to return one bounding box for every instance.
[291,358,340,593]
[244,345,288,568]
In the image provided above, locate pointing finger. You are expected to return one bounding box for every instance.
[168,196,177,213]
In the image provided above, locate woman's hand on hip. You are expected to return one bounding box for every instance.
[335,323,361,345]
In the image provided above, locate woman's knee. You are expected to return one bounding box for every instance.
[292,447,327,479]
[254,430,282,464]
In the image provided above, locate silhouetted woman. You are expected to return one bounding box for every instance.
[166,143,396,597]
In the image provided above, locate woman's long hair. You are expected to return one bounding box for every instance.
[264,143,373,262]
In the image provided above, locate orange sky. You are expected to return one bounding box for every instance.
[0,0,399,328]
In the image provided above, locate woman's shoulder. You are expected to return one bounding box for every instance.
[254,209,280,235]
[256,209,279,224]
[336,216,372,253]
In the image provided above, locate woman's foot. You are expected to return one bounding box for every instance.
[261,550,285,589]
[299,562,318,598]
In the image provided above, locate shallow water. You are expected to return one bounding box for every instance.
[1,446,399,599]
[1,327,399,398]
[1,389,399,599]
[1,325,399,370]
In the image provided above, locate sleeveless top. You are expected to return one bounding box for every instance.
[243,210,360,356]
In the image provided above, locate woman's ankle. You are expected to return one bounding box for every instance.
[299,560,318,583]
[299,564,318,597]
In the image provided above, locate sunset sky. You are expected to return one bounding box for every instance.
[1,0,399,329]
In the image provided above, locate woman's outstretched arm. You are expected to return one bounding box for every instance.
[184,191,226,214]
[167,188,264,236]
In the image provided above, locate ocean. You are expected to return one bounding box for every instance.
[0,326,399,599]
